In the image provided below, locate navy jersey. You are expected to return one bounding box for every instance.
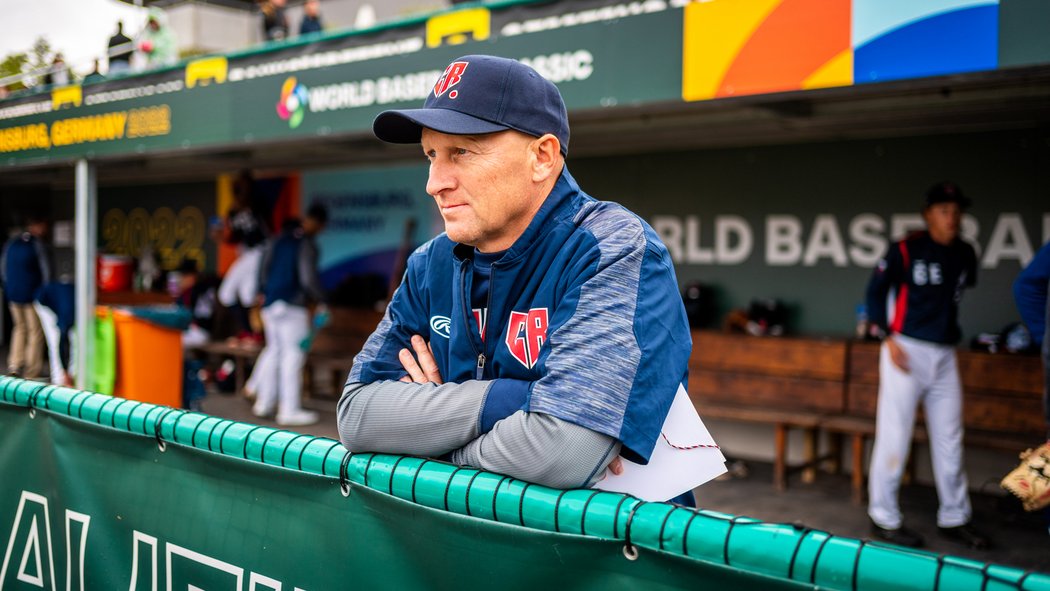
[866,231,977,345]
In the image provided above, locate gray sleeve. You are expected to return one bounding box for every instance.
[258,239,274,293]
[34,240,51,284]
[337,380,489,457]
[450,412,621,489]
[298,238,325,303]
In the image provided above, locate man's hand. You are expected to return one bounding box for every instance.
[595,456,625,483]
[398,335,443,384]
[886,336,910,373]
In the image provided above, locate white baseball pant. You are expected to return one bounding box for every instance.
[254,301,309,416]
[868,333,971,529]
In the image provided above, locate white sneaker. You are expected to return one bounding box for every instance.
[276,409,319,427]
[252,402,275,418]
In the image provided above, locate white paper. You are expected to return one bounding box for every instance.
[593,385,726,501]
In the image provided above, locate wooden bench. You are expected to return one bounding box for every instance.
[689,331,848,490]
[824,341,1046,504]
[302,308,384,399]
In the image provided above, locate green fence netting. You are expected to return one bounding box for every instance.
[1,376,1047,590]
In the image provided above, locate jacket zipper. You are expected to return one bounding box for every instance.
[459,259,485,380]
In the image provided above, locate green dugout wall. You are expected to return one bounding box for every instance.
[571,128,1050,338]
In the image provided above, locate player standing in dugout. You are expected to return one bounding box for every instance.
[864,181,990,550]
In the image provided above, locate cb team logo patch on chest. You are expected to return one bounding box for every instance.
[506,308,548,369]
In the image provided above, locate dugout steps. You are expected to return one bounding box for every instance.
[1,376,1047,591]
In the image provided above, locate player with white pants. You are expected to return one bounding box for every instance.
[251,204,328,427]
[869,334,969,529]
[865,182,989,550]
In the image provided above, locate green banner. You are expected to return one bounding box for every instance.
[0,377,1046,590]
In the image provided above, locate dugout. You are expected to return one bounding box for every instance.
[2,0,1049,481]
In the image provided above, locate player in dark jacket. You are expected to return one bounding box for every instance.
[250,204,327,426]
[864,182,989,550]
[1,216,50,378]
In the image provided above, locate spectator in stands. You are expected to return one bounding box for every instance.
[1015,240,1050,440]
[42,54,69,87]
[107,21,133,75]
[252,204,328,426]
[84,60,105,84]
[34,279,75,387]
[865,182,989,550]
[1,215,51,378]
[137,8,178,69]
[260,0,290,42]
[299,0,323,36]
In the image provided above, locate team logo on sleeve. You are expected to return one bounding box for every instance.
[433,61,468,98]
[505,308,548,369]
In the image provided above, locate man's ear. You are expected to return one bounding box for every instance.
[530,134,562,183]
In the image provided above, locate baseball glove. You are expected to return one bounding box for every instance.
[1000,441,1050,512]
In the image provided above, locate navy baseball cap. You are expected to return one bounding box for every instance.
[373,55,570,156]
[924,181,972,209]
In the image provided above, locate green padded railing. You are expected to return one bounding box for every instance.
[1,376,1046,591]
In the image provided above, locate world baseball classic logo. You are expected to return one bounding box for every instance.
[505,308,548,369]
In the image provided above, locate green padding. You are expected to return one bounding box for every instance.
[1,376,1046,591]
[91,313,116,394]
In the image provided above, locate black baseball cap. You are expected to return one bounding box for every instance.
[924,181,972,209]
[373,55,570,156]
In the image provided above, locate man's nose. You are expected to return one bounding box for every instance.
[426,160,455,197]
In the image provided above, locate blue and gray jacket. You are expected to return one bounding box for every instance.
[348,167,692,463]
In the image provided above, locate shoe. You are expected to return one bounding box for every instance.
[251,402,275,419]
[870,522,924,548]
[276,409,319,427]
[938,523,991,550]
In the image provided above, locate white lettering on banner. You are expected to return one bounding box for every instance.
[306,50,593,116]
[519,50,594,83]
[716,215,752,265]
[848,214,886,268]
[766,215,802,266]
[803,214,849,267]
[1,490,309,591]
[65,511,90,591]
[1,491,56,591]
[500,0,678,36]
[982,213,1034,268]
[228,37,425,83]
[652,215,752,264]
[654,212,1049,269]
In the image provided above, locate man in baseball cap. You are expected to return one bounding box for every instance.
[338,55,697,502]
[865,181,990,549]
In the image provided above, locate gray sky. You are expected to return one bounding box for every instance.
[3,0,147,75]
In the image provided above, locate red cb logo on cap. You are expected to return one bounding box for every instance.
[434,61,468,98]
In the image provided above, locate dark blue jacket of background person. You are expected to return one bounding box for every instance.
[299,15,322,35]
[36,282,75,332]
[0,232,50,304]
[1014,241,1050,347]
[259,220,325,308]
